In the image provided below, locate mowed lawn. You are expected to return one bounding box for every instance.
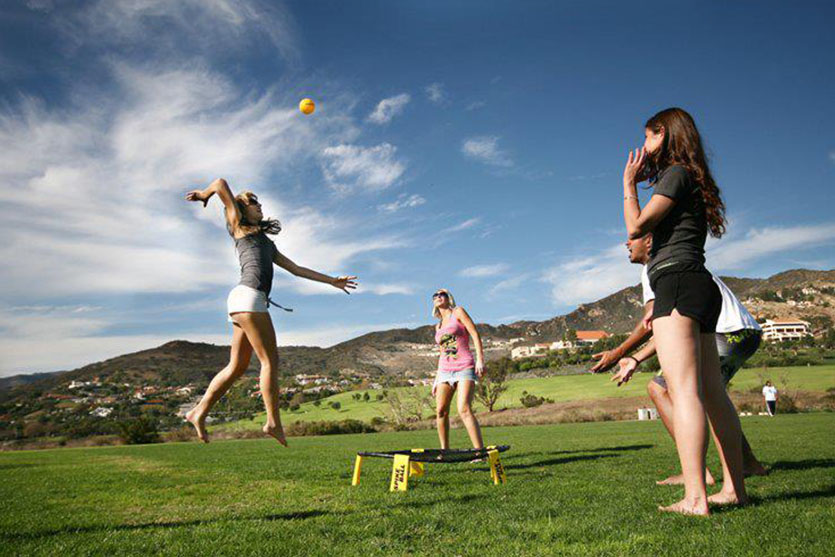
[2,414,834,556]
[224,364,835,428]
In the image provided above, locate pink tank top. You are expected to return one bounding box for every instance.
[435,314,475,372]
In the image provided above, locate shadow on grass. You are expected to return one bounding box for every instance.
[711,484,835,513]
[503,452,624,471]
[509,444,654,461]
[0,510,331,542]
[768,458,835,472]
[503,444,654,472]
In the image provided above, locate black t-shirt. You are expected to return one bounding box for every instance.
[647,165,707,275]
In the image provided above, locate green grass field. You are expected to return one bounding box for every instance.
[2,414,833,556]
[226,364,835,428]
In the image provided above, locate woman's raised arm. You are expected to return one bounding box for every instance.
[185,178,241,232]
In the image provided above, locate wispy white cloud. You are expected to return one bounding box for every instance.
[359,283,415,296]
[542,244,636,307]
[708,223,835,271]
[829,151,835,163]
[489,274,530,297]
[465,101,486,111]
[425,82,447,105]
[320,143,406,193]
[378,193,426,213]
[461,136,513,167]
[458,263,509,278]
[55,0,301,63]
[443,217,481,234]
[367,93,410,124]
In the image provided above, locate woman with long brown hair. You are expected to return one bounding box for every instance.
[620,108,746,515]
[184,178,357,445]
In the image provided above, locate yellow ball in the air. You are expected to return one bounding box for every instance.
[299,98,315,115]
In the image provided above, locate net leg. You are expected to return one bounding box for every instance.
[351,455,363,486]
[409,449,425,478]
[409,461,425,478]
[488,449,507,485]
[390,454,410,492]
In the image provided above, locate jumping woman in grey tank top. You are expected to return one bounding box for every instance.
[184,178,358,445]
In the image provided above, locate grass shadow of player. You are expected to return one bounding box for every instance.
[488,452,624,473]
[507,444,654,463]
[0,509,332,542]
[710,484,835,513]
[767,458,835,472]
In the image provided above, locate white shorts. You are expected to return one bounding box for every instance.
[227,285,269,322]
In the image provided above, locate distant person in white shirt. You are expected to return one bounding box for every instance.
[762,381,778,416]
[592,233,768,485]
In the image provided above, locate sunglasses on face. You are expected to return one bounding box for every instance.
[432,292,448,299]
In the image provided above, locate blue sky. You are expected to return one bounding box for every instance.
[1,0,834,375]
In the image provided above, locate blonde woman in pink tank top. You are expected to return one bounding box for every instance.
[431,289,485,450]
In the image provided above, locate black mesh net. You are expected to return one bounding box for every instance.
[358,445,509,463]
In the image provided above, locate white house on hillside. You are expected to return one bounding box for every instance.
[761,319,811,342]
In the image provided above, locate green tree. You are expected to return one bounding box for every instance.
[117,417,161,445]
[475,357,511,412]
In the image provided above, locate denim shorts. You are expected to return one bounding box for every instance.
[435,368,477,386]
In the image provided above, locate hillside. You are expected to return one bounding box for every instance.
[3,268,835,400]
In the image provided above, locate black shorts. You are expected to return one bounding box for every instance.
[650,268,722,333]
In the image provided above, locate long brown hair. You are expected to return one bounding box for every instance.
[645,107,726,238]
[230,191,282,236]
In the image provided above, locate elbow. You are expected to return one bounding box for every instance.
[626,224,644,240]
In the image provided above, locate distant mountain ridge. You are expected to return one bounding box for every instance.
[2,268,834,398]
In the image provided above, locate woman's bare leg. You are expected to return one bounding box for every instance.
[701,334,748,505]
[648,380,716,486]
[435,383,455,449]
[456,380,484,449]
[186,323,253,442]
[653,310,709,516]
[233,312,286,446]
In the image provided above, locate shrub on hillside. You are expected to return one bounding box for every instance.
[117,417,161,445]
[285,419,376,437]
[778,392,800,414]
[520,392,552,408]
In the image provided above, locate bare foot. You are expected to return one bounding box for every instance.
[744,462,769,477]
[263,423,288,446]
[185,408,209,443]
[656,469,716,486]
[658,498,709,516]
[707,491,749,507]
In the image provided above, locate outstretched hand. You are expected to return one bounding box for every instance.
[185,190,209,207]
[590,349,620,373]
[611,357,639,387]
[332,275,358,294]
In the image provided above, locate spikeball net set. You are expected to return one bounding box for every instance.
[351,445,510,492]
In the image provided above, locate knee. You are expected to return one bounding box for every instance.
[436,405,450,420]
[229,360,249,377]
[257,355,278,373]
[457,404,474,419]
[647,380,663,402]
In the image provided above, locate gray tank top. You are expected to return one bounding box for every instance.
[235,233,278,296]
